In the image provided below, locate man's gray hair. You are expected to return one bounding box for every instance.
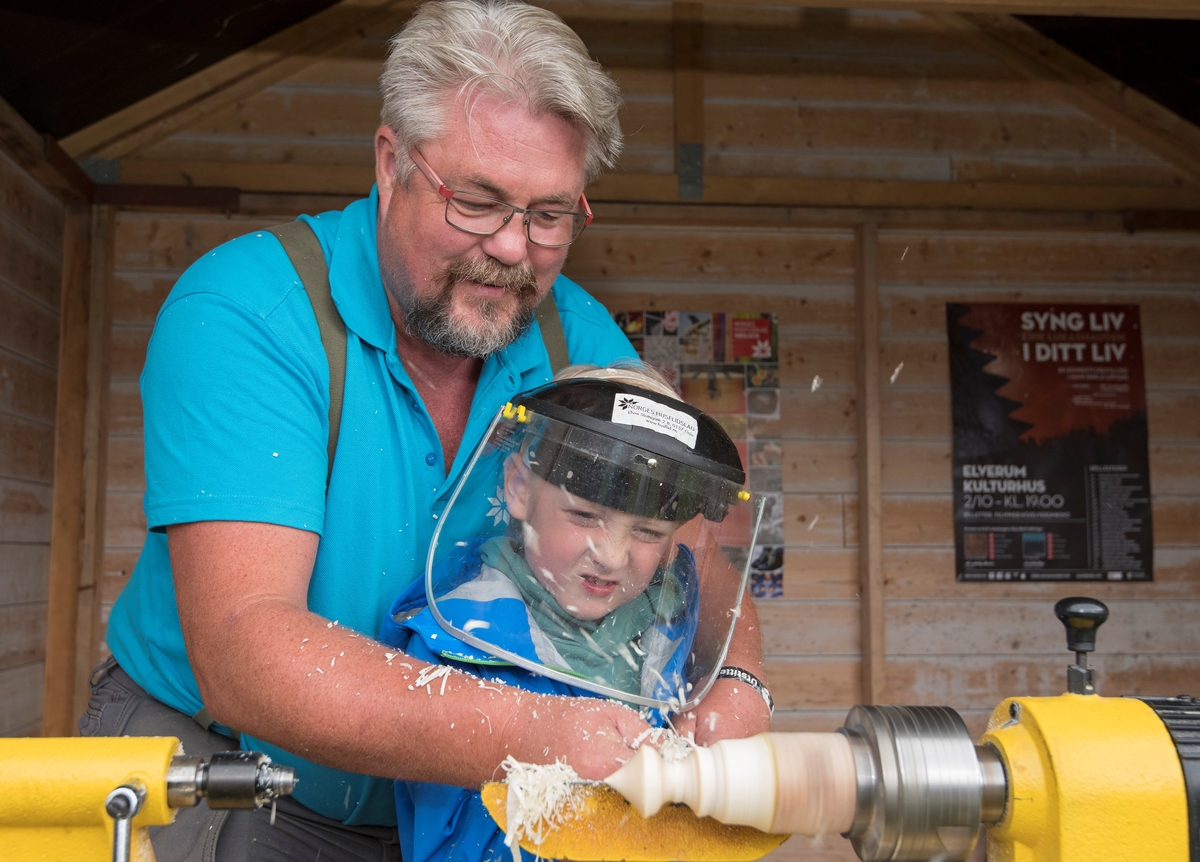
[381,0,623,185]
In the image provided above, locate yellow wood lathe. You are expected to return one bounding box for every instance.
[485,597,1199,862]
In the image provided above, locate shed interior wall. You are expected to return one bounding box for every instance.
[0,148,62,738]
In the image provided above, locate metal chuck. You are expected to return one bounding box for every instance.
[166,750,297,809]
[840,705,1007,862]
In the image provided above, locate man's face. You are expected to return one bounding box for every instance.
[505,458,678,621]
[374,95,588,357]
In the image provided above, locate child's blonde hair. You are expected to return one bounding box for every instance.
[552,361,677,399]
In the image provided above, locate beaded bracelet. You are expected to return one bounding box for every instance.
[717,666,774,715]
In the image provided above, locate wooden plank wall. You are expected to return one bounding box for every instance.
[0,147,63,737]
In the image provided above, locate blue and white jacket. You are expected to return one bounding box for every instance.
[378,539,698,862]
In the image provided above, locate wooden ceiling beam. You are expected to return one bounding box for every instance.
[926,13,1200,182]
[115,158,1200,211]
[692,0,1200,18]
[60,0,417,161]
[0,97,92,201]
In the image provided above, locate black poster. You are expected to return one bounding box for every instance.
[947,303,1152,583]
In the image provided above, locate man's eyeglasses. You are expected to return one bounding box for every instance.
[409,149,593,249]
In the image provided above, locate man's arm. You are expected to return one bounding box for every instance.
[171,520,651,787]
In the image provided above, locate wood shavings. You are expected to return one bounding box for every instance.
[629,726,695,762]
[501,755,583,862]
[414,664,452,695]
[890,361,904,384]
[811,375,823,393]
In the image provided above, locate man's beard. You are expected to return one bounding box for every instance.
[403,256,540,358]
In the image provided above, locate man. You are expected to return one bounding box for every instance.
[84,2,771,859]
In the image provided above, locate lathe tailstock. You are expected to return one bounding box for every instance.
[0,736,295,862]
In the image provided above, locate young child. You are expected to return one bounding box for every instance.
[378,364,757,862]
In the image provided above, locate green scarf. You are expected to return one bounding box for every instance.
[480,536,685,695]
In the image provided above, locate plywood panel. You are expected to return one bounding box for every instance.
[112,273,178,325]
[781,387,856,439]
[1152,496,1200,547]
[108,378,142,435]
[0,661,43,736]
[0,280,60,369]
[106,436,144,492]
[110,326,152,379]
[567,227,854,284]
[881,440,951,492]
[114,214,276,273]
[783,440,856,492]
[0,220,63,310]
[0,413,54,484]
[885,599,1200,656]
[765,657,860,708]
[882,654,1200,708]
[782,493,847,546]
[0,543,50,605]
[103,491,146,549]
[880,232,1200,286]
[1149,443,1200,494]
[0,352,58,425]
[883,546,1200,599]
[884,291,1200,339]
[780,337,854,388]
[0,478,52,543]
[0,151,65,245]
[783,547,858,599]
[758,600,859,655]
[708,104,1139,162]
[0,603,45,670]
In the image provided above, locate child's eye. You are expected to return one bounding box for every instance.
[633,527,667,542]
[567,509,600,525]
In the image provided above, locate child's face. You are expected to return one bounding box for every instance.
[505,458,679,621]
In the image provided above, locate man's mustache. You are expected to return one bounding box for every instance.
[441,257,538,299]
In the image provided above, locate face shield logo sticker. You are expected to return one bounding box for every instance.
[487,485,510,526]
[612,393,699,449]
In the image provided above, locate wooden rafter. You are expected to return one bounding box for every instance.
[0,97,92,201]
[60,0,417,161]
[695,0,1200,17]
[926,13,1200,183]
[115,159,1200,211]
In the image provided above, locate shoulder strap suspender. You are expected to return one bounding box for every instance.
[535,291,570,375]
[267,222,346,488]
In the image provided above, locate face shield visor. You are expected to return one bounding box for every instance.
[423,381,764,713]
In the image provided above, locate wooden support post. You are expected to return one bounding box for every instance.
[673,3,705,200]
[75,208,115,721]
[43,206,93,736]
[855,222,885,704]
[42,206,114,735]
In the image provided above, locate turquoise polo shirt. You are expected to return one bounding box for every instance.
[105,186,636,825]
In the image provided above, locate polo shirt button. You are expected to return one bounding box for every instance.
[425,452,437,466]
[409,399,419,411]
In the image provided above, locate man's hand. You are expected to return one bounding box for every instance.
[500,694,651,781]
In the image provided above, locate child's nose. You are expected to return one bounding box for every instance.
[588,531,630,571]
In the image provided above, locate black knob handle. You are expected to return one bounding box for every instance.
[1054,597,1109,653]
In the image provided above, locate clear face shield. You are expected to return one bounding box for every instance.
[425,394,764,713]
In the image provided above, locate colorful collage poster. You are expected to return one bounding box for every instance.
[611,311,784,598]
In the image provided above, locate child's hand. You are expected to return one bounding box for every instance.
[501,694,652,781]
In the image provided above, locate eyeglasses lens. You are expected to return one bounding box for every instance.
[445,191,584,248]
